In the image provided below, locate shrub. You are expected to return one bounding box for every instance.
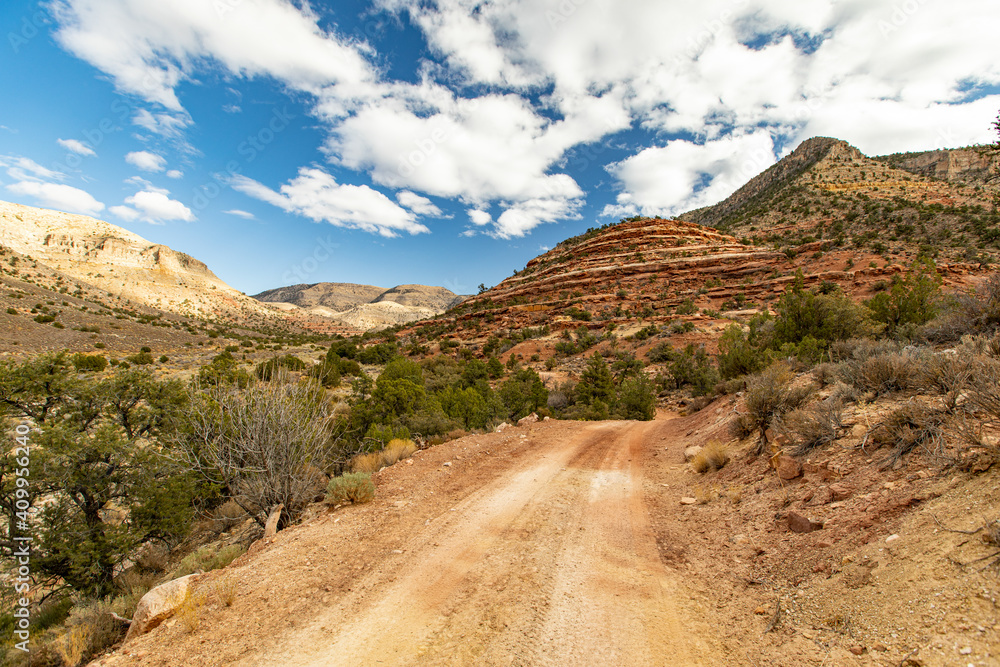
[738,364,813,454]
[613,374,656,421]
[926,273,1000,342]
[171,544,246,579]
[126,351,155,365]
[691,442,730,473]
[71,353,107,372]
[776,398,843,455]
[183,376,339,528]
[865,256,941,334]
[675,298,697,315]
[326,473,375,504]
[256,354,307,380]
[870,401,945,468]
[839,349,917,396]
[351,439,417,473]
[351,452,384,474]
[381,438,417,466]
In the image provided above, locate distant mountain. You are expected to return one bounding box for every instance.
[253,282,467,331]
[0,200,280,325]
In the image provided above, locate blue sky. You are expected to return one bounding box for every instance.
[1,0,998,296]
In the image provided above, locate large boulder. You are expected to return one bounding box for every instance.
[124,574,202,642]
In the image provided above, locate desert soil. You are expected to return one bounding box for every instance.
[96,409,1000,667]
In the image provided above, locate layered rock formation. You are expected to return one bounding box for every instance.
[0,200,279,323]
[254,282,466,330]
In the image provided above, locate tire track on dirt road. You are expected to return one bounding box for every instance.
[253,420,717,666]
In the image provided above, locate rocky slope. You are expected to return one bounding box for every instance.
[878,145,1000,192]
[254,282,466,331]
[399,137,997,356]
[0,200,281,325]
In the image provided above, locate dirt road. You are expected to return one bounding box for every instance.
[253,420,716,666]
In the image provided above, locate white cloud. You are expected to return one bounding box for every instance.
[119,189,195,224]
[604,132,776,218]
[223,209,255,219]
[124,176,168,195]
[231,168,429,237]
[396,191,442,217]
[132,109,191,139]
[0,155,64,182]
[6,181,105,216]
[57,138,96,156]
[50,0,374,111]
[166,169,183,179]
[49,0,1000,236]
[109,205,140,221]
[125,150,167,172]
[468,209,492,226]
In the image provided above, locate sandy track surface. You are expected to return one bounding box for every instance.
[253,420,715,666]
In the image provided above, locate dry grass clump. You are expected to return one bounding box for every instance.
[210,500,249,532]
[351,438,418,473]
[870,401,946,468]
[350,452,383,474]
[732,364,813,454]
[44,599,129,667]
[177,590,207,633]
[691,441,731,473]
[326,472,375,505]
[381,438,417,466]
[54,625,89,667]
[840,348,919,396]
[213,576,238,607]
[776,398,844,456]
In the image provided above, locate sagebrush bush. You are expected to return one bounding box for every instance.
[326,472,375,505]
[839,349,917,396]
[776,398,843,455]
[870,401,945,467]
[691,442,730,473]
[738,364,813,454]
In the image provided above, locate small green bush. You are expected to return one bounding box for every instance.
[171,544,247,579]
[126,351,155,365]
[326,473,375,505]
[71,353,108,373]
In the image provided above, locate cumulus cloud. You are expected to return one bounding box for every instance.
[223,209,255,219]
[603,132,777,218]
[113,188,195,224]
[397,190,443,217]
[231,168,429,237]
[50,0,374,111]
[468,209,492,226]
[57,138,96,156]
[166,169,183,179]
[125,150,167,172]
[49,0,1000,236]
[6,181,105,216]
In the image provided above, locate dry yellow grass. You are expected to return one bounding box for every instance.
[55,625,90,667]
[177,591,207,633]
[691,441,731,473]
[380,439,417,467]
[214,576,238,607]
[351,439,417,473]
[351,452,383,474]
